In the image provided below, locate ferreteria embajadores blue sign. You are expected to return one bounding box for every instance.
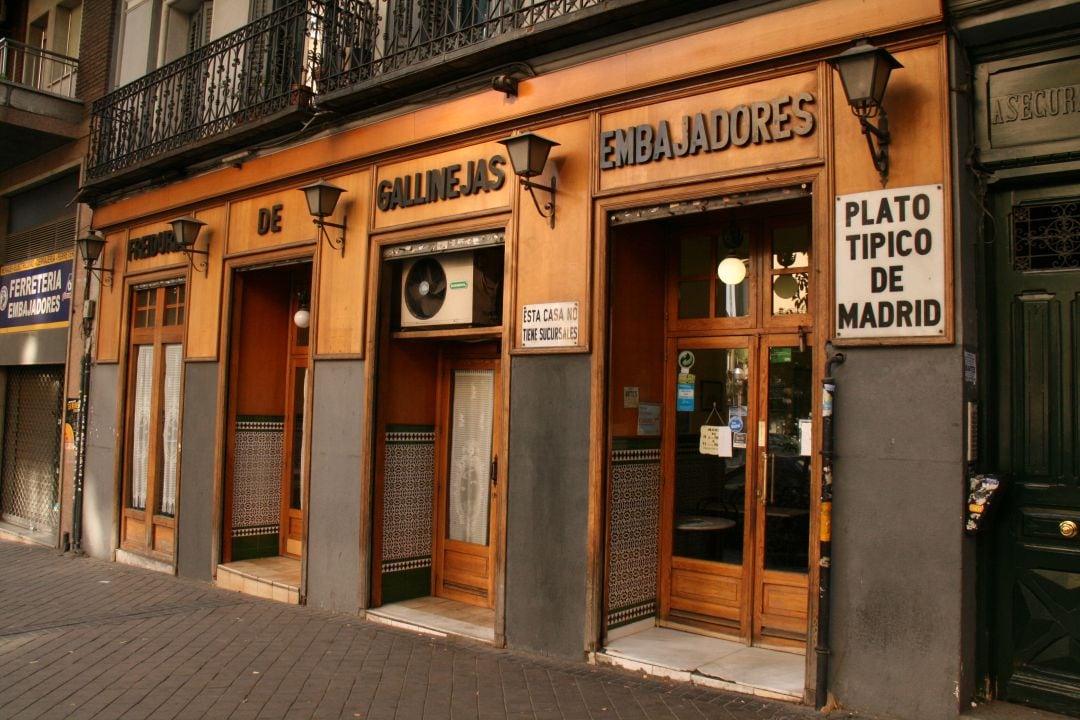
[0,251,74,333]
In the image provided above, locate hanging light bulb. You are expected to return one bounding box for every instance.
[293,308,311,329]
[293,290,311,329]
[717,254,747,285]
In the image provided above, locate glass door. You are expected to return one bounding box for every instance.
[753,335,813,646]
[662,337,755,634]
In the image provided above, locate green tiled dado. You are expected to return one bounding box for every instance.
[231,533,279,561]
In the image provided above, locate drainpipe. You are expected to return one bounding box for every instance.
[70,280,95,555]
[815,350,845,710]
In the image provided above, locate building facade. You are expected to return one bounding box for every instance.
[72,0,1080,717]
[0,0,112,549]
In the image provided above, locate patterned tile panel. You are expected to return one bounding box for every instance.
[607,443,661,628]
[383,427,434,563]
[232,416,284,536]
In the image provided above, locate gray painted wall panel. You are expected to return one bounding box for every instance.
[506,354,590,659]
[0,327,70,366]
[306,359,364,614]
[177,362,219,582]
[83,363,118,560]
[830,346,965,720]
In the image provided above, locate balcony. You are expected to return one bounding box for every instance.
[85,0,719,191]
[315,0,708,110]
[0,39,83,173]
[84,0,368,190]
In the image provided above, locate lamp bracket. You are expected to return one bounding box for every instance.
[184,247,210,277]
[857,110,891,186]
[313,216,346,257]
[85,257,114,288]
[520,176,556,229]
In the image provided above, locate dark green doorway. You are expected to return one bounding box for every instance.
[988,184,1080,715]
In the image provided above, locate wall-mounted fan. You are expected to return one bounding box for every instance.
[403,257,447,320]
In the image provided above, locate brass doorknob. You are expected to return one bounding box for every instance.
[1060,520,1078,539]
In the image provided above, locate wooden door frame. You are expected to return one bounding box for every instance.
[432,348,501,608]
[279,272,312,559]
[221,272,245,565]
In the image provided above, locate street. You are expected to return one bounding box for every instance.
[0,537,829,719]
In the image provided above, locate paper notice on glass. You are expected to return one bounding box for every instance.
[799,418,813,456]
[699,425,733,457]
[699,425,719,455]
[637,402,661,436]
[717,426,733,457]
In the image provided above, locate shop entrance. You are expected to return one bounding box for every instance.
[219,262,311,600]
[0,366,63,537]
[603,189,815,695]
[370,234,505,641]
[987,184,1080,715]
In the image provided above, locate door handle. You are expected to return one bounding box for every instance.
[491,456,498,487]
[760,451,769,505]
[1060,520,1077,539]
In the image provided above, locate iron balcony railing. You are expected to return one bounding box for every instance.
[317,0,602,91]
[87,0,375,180]
[87,0,605,181]
[0,38,79,99]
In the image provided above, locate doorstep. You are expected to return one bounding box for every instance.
[366,596,496,644]
[595,624,805,702]
[216,558,300,604]
[116,548,174,574]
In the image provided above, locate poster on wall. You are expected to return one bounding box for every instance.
[834,184,948,343]
[0,251,74,334]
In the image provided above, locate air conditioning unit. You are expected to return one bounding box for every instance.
[399,250,502,329]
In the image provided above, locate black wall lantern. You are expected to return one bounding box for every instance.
[76,230,113,288]
[299,179,347,257]
[169,216,209,276]
[497,132,559,229]
[827,40,902,186]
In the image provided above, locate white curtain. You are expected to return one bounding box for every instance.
[447,369,493,545]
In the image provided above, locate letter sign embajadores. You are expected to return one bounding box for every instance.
[834,184,948,342]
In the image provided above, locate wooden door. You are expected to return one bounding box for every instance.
[752,334,812,647]
[433,356,500,608]
[662,337,755,634]
[990,186,1080,714]
[121,284,185,560]
[661,334,811,646]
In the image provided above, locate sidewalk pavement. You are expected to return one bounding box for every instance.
[0,538,842,720]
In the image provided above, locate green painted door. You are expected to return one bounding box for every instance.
[991,185,1080,714]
